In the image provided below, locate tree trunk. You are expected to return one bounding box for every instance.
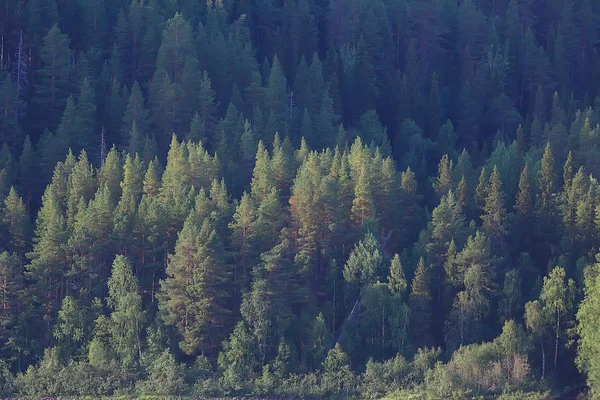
[541,343,546,379]
[554,309,560,374]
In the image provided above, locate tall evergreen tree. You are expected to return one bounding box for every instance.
[2,187,30,255]
[159,214,231,355]
[107,255,144,367]
[409,258,433,349]
[482,166,507,253]
[30,24,73,132]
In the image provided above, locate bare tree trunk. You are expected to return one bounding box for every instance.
[541,343,546,379]
[554,309,560,374]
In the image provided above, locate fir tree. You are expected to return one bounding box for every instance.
[388,254,407,296]
[2,188,30,255]
[159,215,231,355]
[409,258,433,349]
[482,166,507,253]
[433,154,454,200]
[107,255,144,367]
[121,82,151,149]
[30,24,73,132]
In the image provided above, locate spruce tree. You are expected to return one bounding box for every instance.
[159,214,232,355]
[263,55,288,136]
[409,258,433,349]
[482,166,507,253]
[121,82,151,148]
[2,187,30,255]
[388,254,407,295]
[229,192,257,290]
[18,136,37,212]
[26,185,69,334]
[433,154,454,200]
[0,251,23,358]
[107,255,144,367]
[197,71,218,143]
[31,24,73,132]
[351,164,376,230]
[250,141,275,203]
[535,143,560,262]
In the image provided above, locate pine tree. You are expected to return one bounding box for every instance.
[445,231,498,349]
[456,175,469,210]
[388,254,407,296]
[271,134,294,199]
[250,141,275,203]
[240,277,271,365]
[97,146,123,204]
[263,55,288,136]
[65,150,97,231]
[409,258,433,349]
[197,71,218,144]
[229,192,257,291]
[107,255,144,367]
[514,164,533,250]
[398,167,421,247]
[499,269,523,322]
[30,24,73,132]
[2,187,30,255]
[305,312,334,371]
[26,185,69,334]
[433,154,454,200]
[18,136,37,212]
[218,321,257,392]
[0,251,23,358]
[482,166,507,253]
[155,13,196,83]
[55,96,81,159]
[143,158,162,197]
[187,111,205,143]
[53,296,86,361]
[475,166,488,211]
[563,151,574,194]
[535,143,560,262]
[74,78,98,155]
[343,231,382,289]
[159,214,232,355]
[121,82,151,148]
[112,154,143,255]
[351,164,376,229]
[426,191,467,270]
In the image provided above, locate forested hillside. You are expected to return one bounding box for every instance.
[1,0,600,398]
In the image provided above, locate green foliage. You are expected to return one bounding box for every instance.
[321,343,355,396]
[576,257,600,397]
[136,350,187,396]
[218,321,257,394]
[343,231,382,288]
[107,255,144,368]
[4,0,600,397]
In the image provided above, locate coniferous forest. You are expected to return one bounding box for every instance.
[3,0,600,398]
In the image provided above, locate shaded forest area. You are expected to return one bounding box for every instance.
[1,0,600,398]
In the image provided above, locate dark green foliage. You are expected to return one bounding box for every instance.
[30,24,73,132]
[3,0,600,397]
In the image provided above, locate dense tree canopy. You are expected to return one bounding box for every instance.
[1,0,600,397]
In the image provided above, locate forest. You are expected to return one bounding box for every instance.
[1,0,600,398]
